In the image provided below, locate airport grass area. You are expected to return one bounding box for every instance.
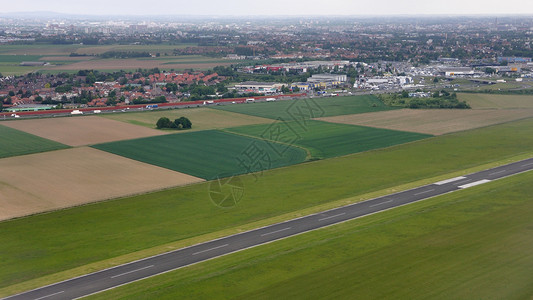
[86,170,533,300]
[226,120,432,159]
[92,130,307,180]
[0,124,69,158]
[213,95,397,120]
[1,117,532,291]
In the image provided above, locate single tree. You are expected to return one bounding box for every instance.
[156,117,172,129]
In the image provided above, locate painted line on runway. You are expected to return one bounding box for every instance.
[489,170,506,176]
[192,244,228,256]
[458,179,491,189]
[369,200,393,208]
[522,162,533,167]
[33,291,64,300]
[261,227,292,236]
[434,176,466,185]
[110,265,154,279]
[318,212,345,221]
[454,178,472,185]
[414,189,435,196]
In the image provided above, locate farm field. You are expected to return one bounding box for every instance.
[103,107,272,130]
[1,117,533,291]
[226,120,432,159]
[213,95,397,120]
[92,130,308,180]
[87,171,533,300]
[0,124,69,158]
[458,93,533,109]
[1,116,168,146]
[319,108,533,135]
[42,58,234,72]
[0,147,203,221]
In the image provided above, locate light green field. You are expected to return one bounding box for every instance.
[0,124,69,158]
[86,170,533,300]
[92,130,307,180]
[102,107,272,130]
[213,95,397,120]
[226,120,432,159]
[1,117,532,290]
[458,93,533,109]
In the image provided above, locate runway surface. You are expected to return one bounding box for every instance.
[4,157,533,300]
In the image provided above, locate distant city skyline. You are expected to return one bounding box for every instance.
[3,0,533,16]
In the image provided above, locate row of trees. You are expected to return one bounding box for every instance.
[156,116,192,130]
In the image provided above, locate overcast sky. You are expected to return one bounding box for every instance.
[3,0,533,16]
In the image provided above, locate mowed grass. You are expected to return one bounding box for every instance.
[226,120,432,159]
[458,93,533,109]
[213,95,397,120]
[92,130,307,180]
[1,118,533,290]
[86,171,533,300]
[102,107,272,130]
[0,124,69,158]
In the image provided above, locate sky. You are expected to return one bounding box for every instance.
[2,0,533,16]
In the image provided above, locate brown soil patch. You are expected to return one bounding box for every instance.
[319,108,533,135]
[2,116,168,146]
[0,147,203,221]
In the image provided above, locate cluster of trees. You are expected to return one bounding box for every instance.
[131,96,167,105]
[380,90,470,109]
[156,116,192,130]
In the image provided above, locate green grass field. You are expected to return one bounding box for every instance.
[226,120,432,159]
[102,107,271,130]
[458,93,533,109]
[1,117,532,291]
[86,170,533,300]
[92,130,307,180]
[0,124,69,158]
[213,95,397,120]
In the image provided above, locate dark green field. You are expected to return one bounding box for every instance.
[87,170,533,300]
[92,130,307,180]
[0,124,69,158]
[1,118,533,292]
[226,120,432,159]
[213,95,396,120]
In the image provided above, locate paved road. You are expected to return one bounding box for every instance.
[4,158,533,300]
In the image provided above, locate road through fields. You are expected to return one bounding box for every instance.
[4,157,533,300]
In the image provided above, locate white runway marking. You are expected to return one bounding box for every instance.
[434,176,466,185]
[34,291,64,300]
[369,200,393,208]
[318,212,346,221]
[261,227,292,236]
[192,244,228,256]
[458,179,491,189]
[489,170,506,176]
[522,162,533,167]
[414,189,435,196]
[111,265,154,278]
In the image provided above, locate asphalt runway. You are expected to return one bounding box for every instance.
[4,157,533,300]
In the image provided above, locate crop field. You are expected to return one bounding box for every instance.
[319,108,533,135]
[226,120,432,159]
[458,93,533,109]
[0,124,69,158]
[0,147,203,221]
[2,116,168,146]
[102,107,272,130]
[87,171,533,300]
[213,95,397,120]
[1,117,533,292]
[92,130,308,180]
